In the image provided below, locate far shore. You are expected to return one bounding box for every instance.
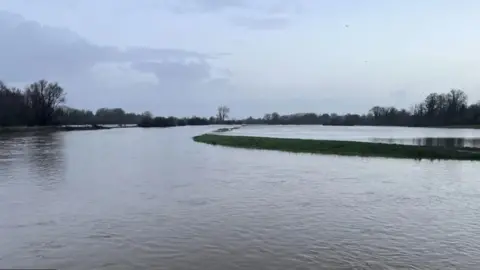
[0,125,137,134]
[269,124,480,129]
[2,123,480,135]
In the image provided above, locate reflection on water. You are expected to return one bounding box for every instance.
[371,137,480,148]
[0,132,65,190]
[1,126,480,269]
[27,133,65,189]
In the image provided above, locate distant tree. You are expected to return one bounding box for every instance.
[95,108,131,124]
[445,89,468,125]
[0,81,29,126]
[271,112,280,124]
[24,79,66,125]
[142,111,153,119]
[138,111,153,127]
[216,105,230,122]
[263,113,272,122]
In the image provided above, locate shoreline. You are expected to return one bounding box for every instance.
[245,124,480,129]
[193,134,480,161]
[0,125,137,134]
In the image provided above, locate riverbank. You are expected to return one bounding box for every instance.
[193,134,480,161]
[0,125,135,134]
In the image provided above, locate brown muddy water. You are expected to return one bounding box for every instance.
[1,126,480,269]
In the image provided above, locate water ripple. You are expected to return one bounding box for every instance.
[1,126,480,269]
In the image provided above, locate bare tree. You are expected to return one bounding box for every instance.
[24,79,66,125]
[142,111,153,119]
[217,105,230,122]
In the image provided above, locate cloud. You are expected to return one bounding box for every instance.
[165,0,299,30]
[131,60,212,86]
[90,63,159,88]
[166,0,248,13]
[0,10,233,115]
[231,15,290,30]
[120,47,211,61]
[166,0,302,14]
[0,10,215,83]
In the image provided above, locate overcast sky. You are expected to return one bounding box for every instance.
[1,0,480,118]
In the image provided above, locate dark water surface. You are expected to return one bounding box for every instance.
[1,126,480,269]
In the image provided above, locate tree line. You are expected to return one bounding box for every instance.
[1,80,66,126]
[2,80,480,128]
[137,105,235,127]
[0,80,149,126]
[0,80,221,127]
[245,89,480,127]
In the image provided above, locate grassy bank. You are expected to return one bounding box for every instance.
[193,134,480,161]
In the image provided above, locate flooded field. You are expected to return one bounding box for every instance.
[1,126,480,269]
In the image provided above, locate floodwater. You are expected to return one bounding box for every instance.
[228,125,480,148]
[1,125,480,270]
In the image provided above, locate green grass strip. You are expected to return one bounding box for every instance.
[193,134,480,161]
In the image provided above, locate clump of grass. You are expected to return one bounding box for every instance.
[213,128,231,132]
[193,134,480,161]
[212,126,243,133]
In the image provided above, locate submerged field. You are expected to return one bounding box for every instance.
[3,126,480,269]
[193,133,480,161]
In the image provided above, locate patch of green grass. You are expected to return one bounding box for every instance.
[193,134,480,161]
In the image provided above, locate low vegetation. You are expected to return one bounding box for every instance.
[193,134,480,161]
[212,126,243,133]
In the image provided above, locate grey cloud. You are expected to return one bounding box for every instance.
[0,10,234,115]
[122,47,210,61]
[166,0,248,13]
[231,15,290,30]
[0,11,99,81]
[265,0,303,15]
[129,60,234,100]
[165,0,301,14]
[131,60,211,85]
[165,0,297,30]
[0,10,214,82]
